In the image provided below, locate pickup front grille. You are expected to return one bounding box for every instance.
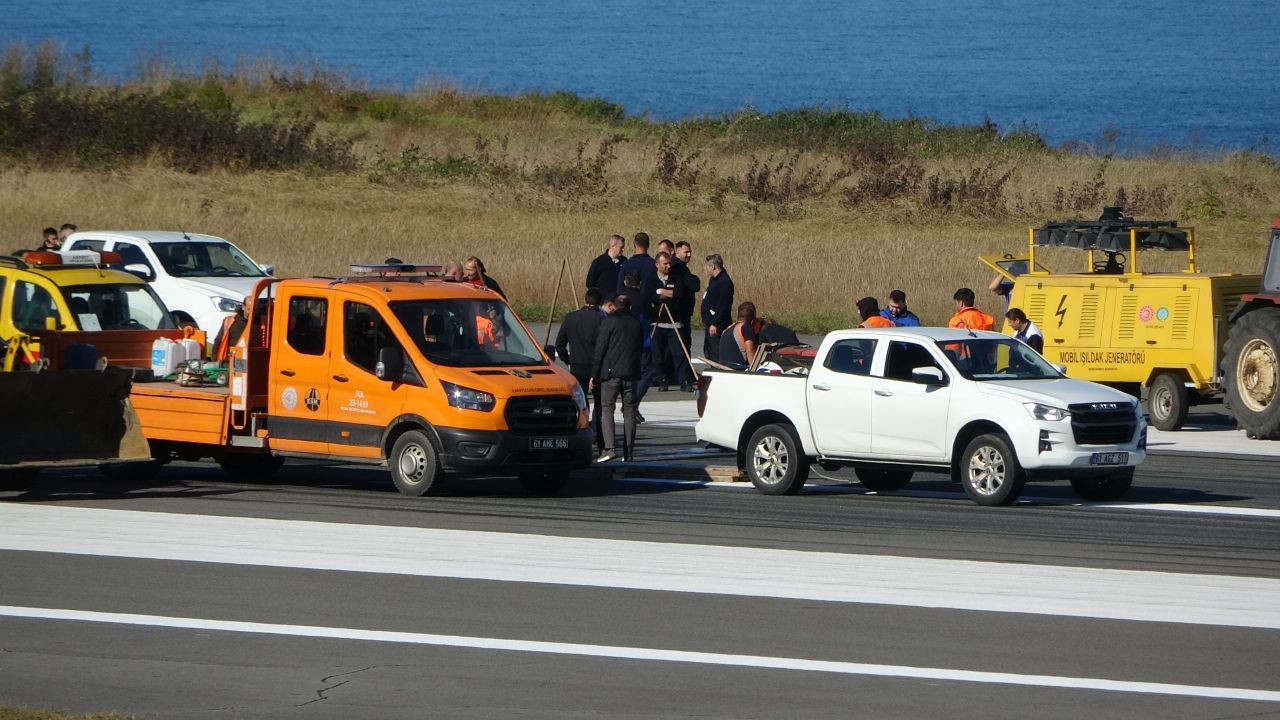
[504,395,578,434]
[1068,403,1136,445]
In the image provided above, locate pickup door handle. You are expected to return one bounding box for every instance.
[874,389,893,397]
[332,374,349,383]
[279,369,296,377]
[812,384,831,391]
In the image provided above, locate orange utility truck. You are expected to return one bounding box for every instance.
[126,263,593,495]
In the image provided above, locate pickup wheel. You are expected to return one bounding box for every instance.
[855,467,913,492]
[745,424,809,496]
[518,471,570,496]
[390,430,441,497]
[1070,468,1134,502]
[218,454,285,480]
[959,433,1025,506]
[1147,373,1189,431]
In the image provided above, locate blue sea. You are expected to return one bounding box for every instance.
[5,0,1278,151]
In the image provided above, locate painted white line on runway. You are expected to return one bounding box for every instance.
[2,505,1279,630]
[1,605,1276,703]
[1102,503,1280,519]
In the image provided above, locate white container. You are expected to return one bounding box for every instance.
[151,338,182,378]
[180,338,204,363]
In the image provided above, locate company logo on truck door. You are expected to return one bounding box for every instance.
[281,386,298,410]
[304,388,320,412]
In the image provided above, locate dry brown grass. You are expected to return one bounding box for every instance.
[2,153,1275,332]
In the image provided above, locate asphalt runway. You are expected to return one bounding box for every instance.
[1,398,1278,718]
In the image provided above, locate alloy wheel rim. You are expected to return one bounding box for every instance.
[968,445,1006,495]
[753,435,789,484]
[1237,338,1278,413]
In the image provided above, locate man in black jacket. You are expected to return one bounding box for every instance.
[591,294,643,463]
[616,232,656,293]
[585,235,626,300]
[643,252,693,392]
[671,241,700,389]
[700,253,734,363]
[555,289,605,449]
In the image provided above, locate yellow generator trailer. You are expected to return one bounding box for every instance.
[982,209,1261,431]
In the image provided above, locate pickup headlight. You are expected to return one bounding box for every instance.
[441,381,496,412]
[571,381,587,412]
[1025,402,1069,422]
[212,296,243,313]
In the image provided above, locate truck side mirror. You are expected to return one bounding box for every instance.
[911,366,945,385]
[259,263,275,276]
[376,346,405,382]
[124,263,155,281]
[1051,363,1068,375]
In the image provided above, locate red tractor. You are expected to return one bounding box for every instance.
[1223,219,1280,439]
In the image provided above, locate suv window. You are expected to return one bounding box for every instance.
[287,296,327,355]
[824,338,875,376]
[343,301,401,375]
[882,341,943,382]
[12,280,59,333]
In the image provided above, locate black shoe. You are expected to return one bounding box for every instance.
[680,382,693,392]
[594,451,617,464]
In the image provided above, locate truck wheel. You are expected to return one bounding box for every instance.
[518,471,570,496]
[1070,468,1134,502]
[0,469,39,491]
[99,459,165,483]
[1223,309,1280,439]
[745,424,810,496]
[959,433,1025,506]
[854,467,913,492]
[218,454,285,480]
[390,430,441,497]
[1147,373,1189,431]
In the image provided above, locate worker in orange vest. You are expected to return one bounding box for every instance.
[856,297,895,328]
[213,303,249,363]
[948,288,995,330]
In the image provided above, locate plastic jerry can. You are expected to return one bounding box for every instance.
[151,338,182,378]
[180,338,204,363]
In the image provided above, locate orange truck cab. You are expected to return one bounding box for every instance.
[130,263,593,495]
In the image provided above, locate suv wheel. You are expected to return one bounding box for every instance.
[959,433,1025,506]
[745,424,809,496]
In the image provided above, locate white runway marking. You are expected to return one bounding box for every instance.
[2,505,1279,629]
[0,605,1276,703]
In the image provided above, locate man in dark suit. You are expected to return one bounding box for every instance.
[585,234,626,301]
[591,294,643,463]
[671,241,700,389]
[555,289,605,450]
[643,251,693,392]
[701,253,734,363]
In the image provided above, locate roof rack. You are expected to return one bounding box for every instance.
[1028,207,1196,275]
[349,262,443,276]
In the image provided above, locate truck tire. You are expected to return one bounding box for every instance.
[1223,308,1280,439]
[1070,468,1134,502]
[1148,372,1189,431]
[518,471,570,496]
[390,430,441,497]
[218,454,285,480]
[958,433,1025,506]
[0,468,39,491]
[745,424,809,496]
[854,467,913,492]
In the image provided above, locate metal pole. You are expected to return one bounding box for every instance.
[661,302,699,380]
[543,258,568,348]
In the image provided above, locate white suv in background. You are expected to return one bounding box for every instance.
[62,231,274,337]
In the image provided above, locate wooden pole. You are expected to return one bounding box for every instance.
[543,258,569,348]
[661,302,699,380]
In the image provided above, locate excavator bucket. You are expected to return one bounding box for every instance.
[0,367,150,469]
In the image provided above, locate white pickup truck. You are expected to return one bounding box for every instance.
[695,327,1147,505]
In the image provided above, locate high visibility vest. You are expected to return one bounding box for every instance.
[948,307,995,331]
[860,315,895,329]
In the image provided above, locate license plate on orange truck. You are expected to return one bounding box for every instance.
[530,437,569,450]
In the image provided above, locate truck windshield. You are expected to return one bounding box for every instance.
[150,241,266,278]
[936,338,1061,381]
[61,284,176,331]
[390,298,546,367]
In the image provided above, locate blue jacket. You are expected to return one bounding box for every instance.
[881,307,921,327]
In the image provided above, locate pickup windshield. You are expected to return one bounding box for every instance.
[390,298,546,367]
[60,283,176,331]
[936,338,1061,381]
[150,241,266,278]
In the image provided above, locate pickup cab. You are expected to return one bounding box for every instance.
[695,327,1147,505]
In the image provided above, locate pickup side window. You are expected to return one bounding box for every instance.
[882,341,943,382]
[12,280,59,333]
[287,296,328,355]
[343,301,402,375]
[114,242,154,273]
[824,339,875,376]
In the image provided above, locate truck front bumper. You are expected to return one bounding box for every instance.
[435,427,593,474]
[1017,418,1146,479]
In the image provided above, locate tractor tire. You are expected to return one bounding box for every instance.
[1147,372,1189,431]
[1223,308,1280,439]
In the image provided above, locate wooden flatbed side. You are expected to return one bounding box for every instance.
[130,382,231,446]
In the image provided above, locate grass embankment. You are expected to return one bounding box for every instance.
[2,43,1277,331]
[0,708,132,720]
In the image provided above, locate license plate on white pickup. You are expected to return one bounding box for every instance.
[1089,452,1128,466]
[530,437,569,450]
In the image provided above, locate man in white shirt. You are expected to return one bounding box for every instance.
[1006,308,1044,354]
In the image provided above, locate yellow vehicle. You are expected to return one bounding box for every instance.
[982,209,1261,431]
[117,262,593,495]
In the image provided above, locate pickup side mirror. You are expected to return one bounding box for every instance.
[375,346,405,382]
[911,366,946,385]
[123,263,155,281]
[259,263,275,276]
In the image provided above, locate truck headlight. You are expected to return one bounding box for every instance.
[1025,402,1069,422]
[571,381,587,412]
[441,381,496,412]
[212,296,243,313]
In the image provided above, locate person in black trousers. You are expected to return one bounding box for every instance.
[644,252,693,392]
[585,234,626,301]
[671,241,700,390]
[591,293,643,463]
[701,253,734,363]
[555,289,605,450]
